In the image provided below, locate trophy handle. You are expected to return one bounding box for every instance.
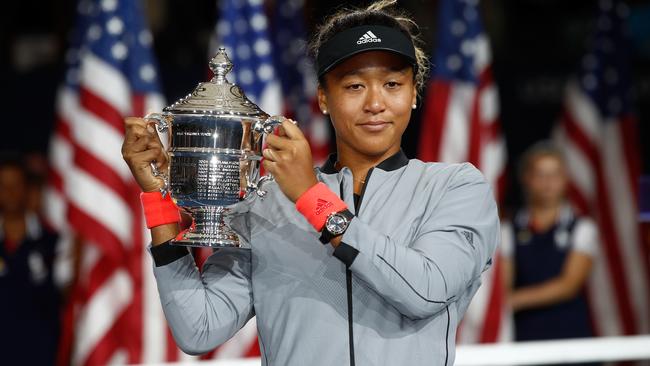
[253,116,297,198]
[144,112,170,133]
[253,115,284,134]
[144,112,172,196]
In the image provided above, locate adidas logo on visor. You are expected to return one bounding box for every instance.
[357,30,381,44]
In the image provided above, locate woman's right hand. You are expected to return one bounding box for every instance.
[121,117,168,193]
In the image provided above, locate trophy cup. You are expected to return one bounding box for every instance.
[145,47,283,249]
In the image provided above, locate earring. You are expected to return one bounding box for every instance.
[412,104,417,110]
[322,109,328,115]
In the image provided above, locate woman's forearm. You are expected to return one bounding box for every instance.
[511,277,577,311]
[511,251,593,312]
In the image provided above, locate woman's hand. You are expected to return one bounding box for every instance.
[262,119,318,203]
[121,117,168,193]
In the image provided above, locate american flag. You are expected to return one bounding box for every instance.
[198,0,287,360]
[194,0,332,359]
[210,0,330,164]
[553,0,649,337]
[211,0,282,116]
[45,0,168,364]
[417,0,509,343]
[270,0,331,164]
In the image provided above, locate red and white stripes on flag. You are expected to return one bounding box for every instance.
[418,0,509,343]
[555,82,649,337]
[43,0,187,364]
[48,53,165,365]
[553,0,649,338]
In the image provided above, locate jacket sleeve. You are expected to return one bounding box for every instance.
[336,163,499,320]
[151,245,254,355]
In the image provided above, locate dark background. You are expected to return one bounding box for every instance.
[1,0,649,210]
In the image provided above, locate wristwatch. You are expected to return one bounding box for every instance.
[319,209,354,244]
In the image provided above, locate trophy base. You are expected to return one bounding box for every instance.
[170,206,250,249]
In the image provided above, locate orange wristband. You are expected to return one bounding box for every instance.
[140,191,181,229]
[295,182,348,231]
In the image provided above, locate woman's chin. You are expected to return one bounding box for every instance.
[353,142,399,159]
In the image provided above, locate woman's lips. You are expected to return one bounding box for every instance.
[358,121,391,132]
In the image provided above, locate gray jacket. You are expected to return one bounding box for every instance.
[150,151,500,366]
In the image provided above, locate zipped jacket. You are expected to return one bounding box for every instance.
[150,150,500,366]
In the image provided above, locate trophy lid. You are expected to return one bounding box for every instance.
[164,47,269,118]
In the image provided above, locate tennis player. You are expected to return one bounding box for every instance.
[122,1,499,365]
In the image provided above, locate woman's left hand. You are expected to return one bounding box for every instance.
[262,118,319,203]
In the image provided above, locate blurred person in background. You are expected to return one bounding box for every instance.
[0,154,61,365]
[501,142,598,345]
[23,151,50,214]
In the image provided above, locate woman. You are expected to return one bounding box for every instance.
[122,1,499,365]
[501,142,597,343]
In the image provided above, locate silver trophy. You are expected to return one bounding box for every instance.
[145,47,283,248]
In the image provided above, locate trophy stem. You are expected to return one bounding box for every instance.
[171,206,248,248]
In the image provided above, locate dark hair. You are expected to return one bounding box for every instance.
[309,0,429,94]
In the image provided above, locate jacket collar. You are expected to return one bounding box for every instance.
[320,149,409,174]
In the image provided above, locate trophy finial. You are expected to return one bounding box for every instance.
[209,47,233,84]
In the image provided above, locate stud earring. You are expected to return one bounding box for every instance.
[322,110,328,115]
[412,104,417,110]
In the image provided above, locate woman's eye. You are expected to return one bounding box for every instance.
[346,84,363,90]
[386,81,401,88]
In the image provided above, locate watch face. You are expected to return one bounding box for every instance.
[326,213,348,235]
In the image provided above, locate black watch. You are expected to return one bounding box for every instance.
[319,209,354,244]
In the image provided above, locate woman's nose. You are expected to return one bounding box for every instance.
[364,86,386,113]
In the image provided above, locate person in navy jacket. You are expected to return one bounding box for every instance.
[502,142,597,343]
[0,157,62,365]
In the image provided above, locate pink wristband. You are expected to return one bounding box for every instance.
[295,182,348,231]
[140,191,182,229]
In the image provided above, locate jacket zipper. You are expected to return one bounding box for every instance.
[341,167,374,366]
[345,270,355,366]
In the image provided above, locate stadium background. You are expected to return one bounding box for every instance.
[1,0,649,364]
[3,0,649,207]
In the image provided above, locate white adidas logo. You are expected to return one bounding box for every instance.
[357,30,381,44]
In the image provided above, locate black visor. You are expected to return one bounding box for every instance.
[316,25,417,78]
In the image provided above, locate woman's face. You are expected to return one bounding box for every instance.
[0,166,28,215]
[524,154,568,207]
[318,51,417,158]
